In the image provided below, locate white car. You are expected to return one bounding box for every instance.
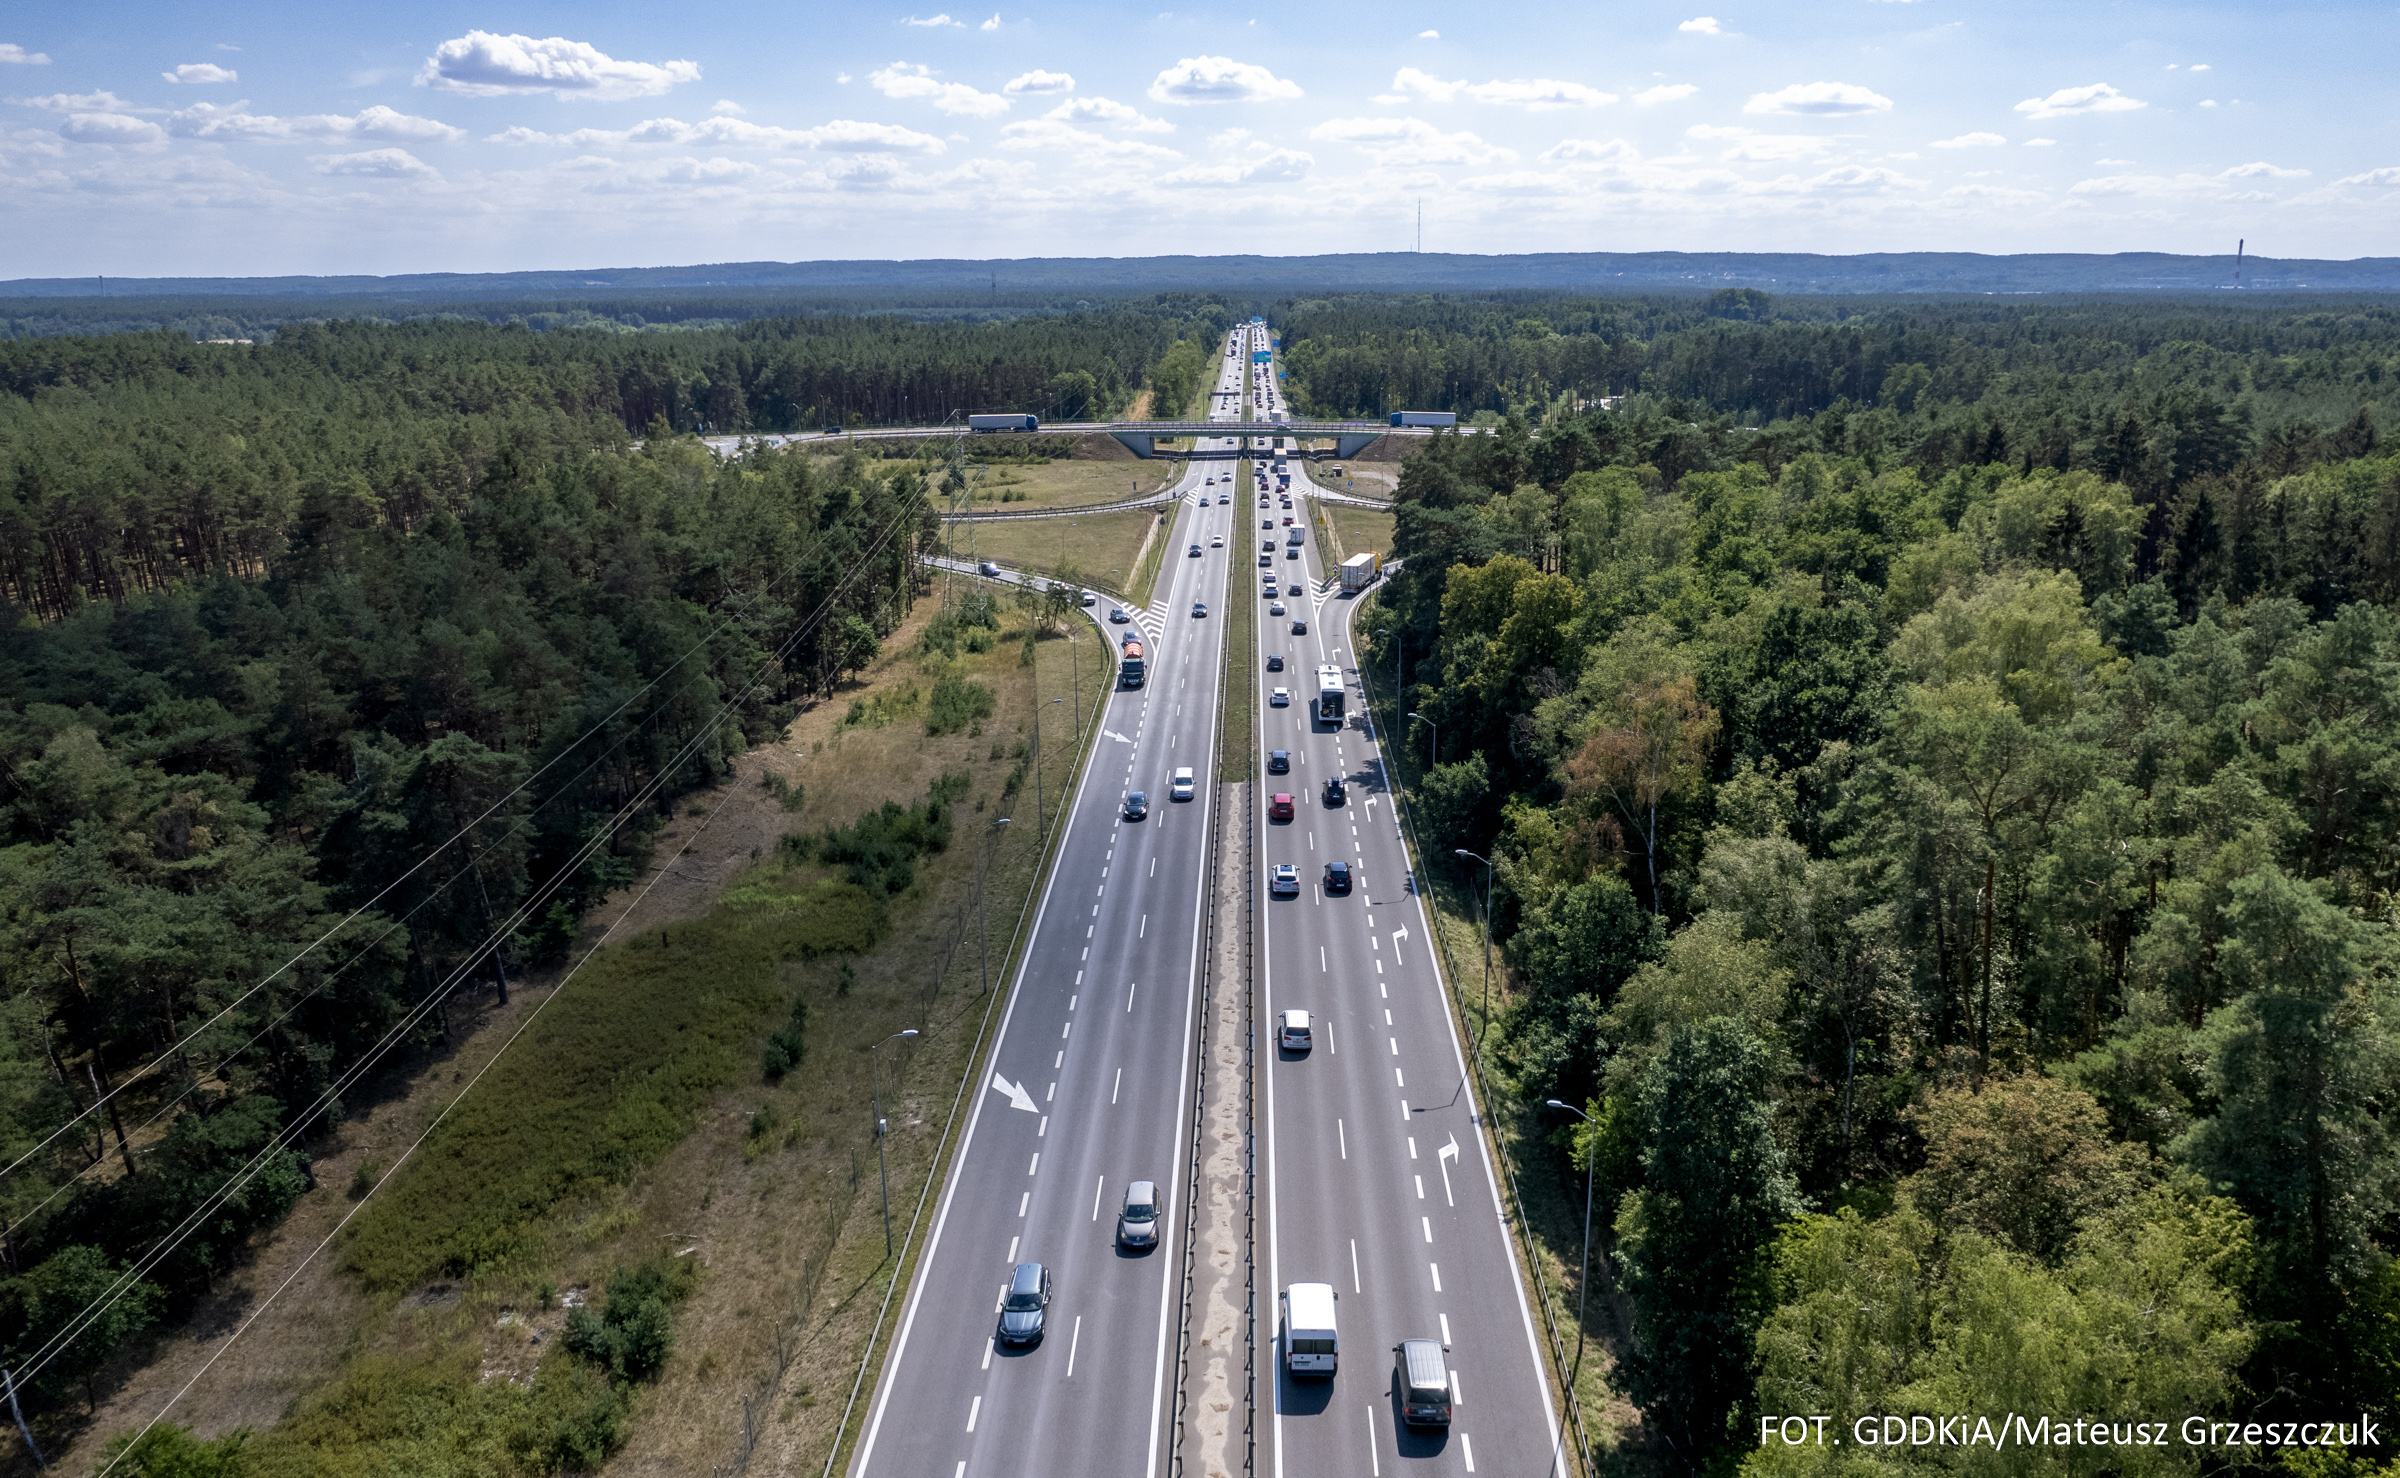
[1270,687,1290,706]
[1211,535,1224,547]
[1279,1008,1311,1050]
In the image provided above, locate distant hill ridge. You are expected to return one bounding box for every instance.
[9,250,2399,300]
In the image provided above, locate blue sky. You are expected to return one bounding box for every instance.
[3,1,2395,278]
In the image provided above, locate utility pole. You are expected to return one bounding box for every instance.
[1457,849,1495,1058]
[978,817,1011,994]
[871,1029,920,1258]
[1548,1100,1599,1391]
[1036,697,1063,837]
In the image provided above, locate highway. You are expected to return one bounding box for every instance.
[849,329,1256,1478]
[1243,326,1569,1476]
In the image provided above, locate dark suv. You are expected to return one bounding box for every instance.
[1323,860,1352,893]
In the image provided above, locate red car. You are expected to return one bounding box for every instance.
[1269,792,1294,821]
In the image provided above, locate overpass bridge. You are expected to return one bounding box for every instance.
[699,419,1466,461]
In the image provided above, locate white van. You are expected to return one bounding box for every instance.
[1284,1282,1337,1375]
[1171,767,1195,801]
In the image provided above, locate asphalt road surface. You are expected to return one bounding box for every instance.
[850,332,1257,1478]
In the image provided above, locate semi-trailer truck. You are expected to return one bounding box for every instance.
[1388,411,1457,428]
[1120,636,1145,688]
[968,413,1040,432]
[1340,551,1380,591]
[1315,664,1345,723]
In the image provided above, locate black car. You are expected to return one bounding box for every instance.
[1324,859,1352,893]
[1290,618,1309,635]
[1124,791,1148,820]
[1267,750,1289,774]
[1266,653,1285,671]
[1323,775,1346,804]
[997,1261,1052,1346]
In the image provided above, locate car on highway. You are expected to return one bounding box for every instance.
[1265,653,1284,671]
[1286,547,1301,560]
[997,1262,1053,1346]
[1269,793,1293,821]
[979,561,1002,577]
[1278,1009,1312,1050]
[1291,618,1309,634]
[1124,791,1148,820]
[1269,601,1287,616]
[1270,863,1300,897]
[1270,686,1289,706]
[1081,590,1096,606]
[1267,749,1289,773]
[1109,606,1130,623]
[1211,534,1225,548]
[1171,766,1195,801]
[1188,543,1202,557]
[1192,601,1208,618]
[1397,1339,1452,1425]
[1286,582,1304,595]
[1324,859,1352,893]
[1323,775,1346,805]
[1117,1182,1161,1250]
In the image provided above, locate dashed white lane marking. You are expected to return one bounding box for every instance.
[1028,1153,1039,1176]
[1430,1262,1443,1292]
[967,1396,981,1432]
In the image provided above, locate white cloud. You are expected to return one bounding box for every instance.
[315,147,438,179]
[2094,157,2132,165]
[1418,30,1439,39]
[2335,166,2400,187]
[902,13,964,26]
[1795,164,1911,192]
[1044,96,1173,132]
[1679,17,1724,33]
[1376,68,1614,109]
[59,111,165,145]
[1159,148,1312,186]
[1310,115,1513,166]
[1931,131,2006,149]
[489,115,948,153]
[711,99,745,115]
[1633,83,1698,106]
[418,31,700,100]
[2218,161,2307,179]
[2013,83,2144,120]
[1689,123,1832,162]
[2190,63,2210,72]
[1004,69,1075,95]
[982,14,1002,30]
[167,102,466,143]
[869,62,1010,117]
[1148,56,1301,104]
[1745,81,1894,116]
[2198,99,2217,109]
[2067,172,2214,198]
[2023,137,2057,147]
[1542,137,1639,164]
[12,90,155,113]
[2,43,54,65]
[164,62,238,84]
[997,118,1179,160]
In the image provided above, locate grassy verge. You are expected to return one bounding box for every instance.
[962,459,1177,511]
[1355,592,1632,1474]
[1324,502,1395,564]
[122,578,1118,1478]
[945,508,1159,599]
[1127,507,1173,608]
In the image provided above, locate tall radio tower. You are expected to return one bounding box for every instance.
[2234,238,2244,289]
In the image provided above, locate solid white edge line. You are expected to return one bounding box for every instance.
[851,550,1140,1478]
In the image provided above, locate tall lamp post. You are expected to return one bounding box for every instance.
[1547,1098,1598,1389]
[872,1029,920,1258]
[1408,711,1437,770]
[978,816,1011,994]
[1455,848,1495,1052]
[1036,696,1063,838]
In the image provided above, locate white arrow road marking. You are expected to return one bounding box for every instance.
[1103,729,1134,744]
[991,1073,1039,1113]
[1438,1135,1459,1207]
[1391,926,1409,965]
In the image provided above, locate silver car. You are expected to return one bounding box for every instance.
[1118,1181,1161,1249]
[1279,1008,1312,1050]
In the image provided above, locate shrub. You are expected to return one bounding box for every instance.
[564,1258,697,1383]
[762,995,807,1080]
[925,670,996,735]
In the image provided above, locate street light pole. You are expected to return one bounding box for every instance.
[1037,696,1063,838]
[1408,710,1437,770]
[978,816,1011,994]
[873,1029,921,1258]
[1548,1098,1598,1390]
[1456,848,1494,1052]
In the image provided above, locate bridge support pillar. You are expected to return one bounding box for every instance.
[1108,432,1158,459]
[1333,432,1382,459]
